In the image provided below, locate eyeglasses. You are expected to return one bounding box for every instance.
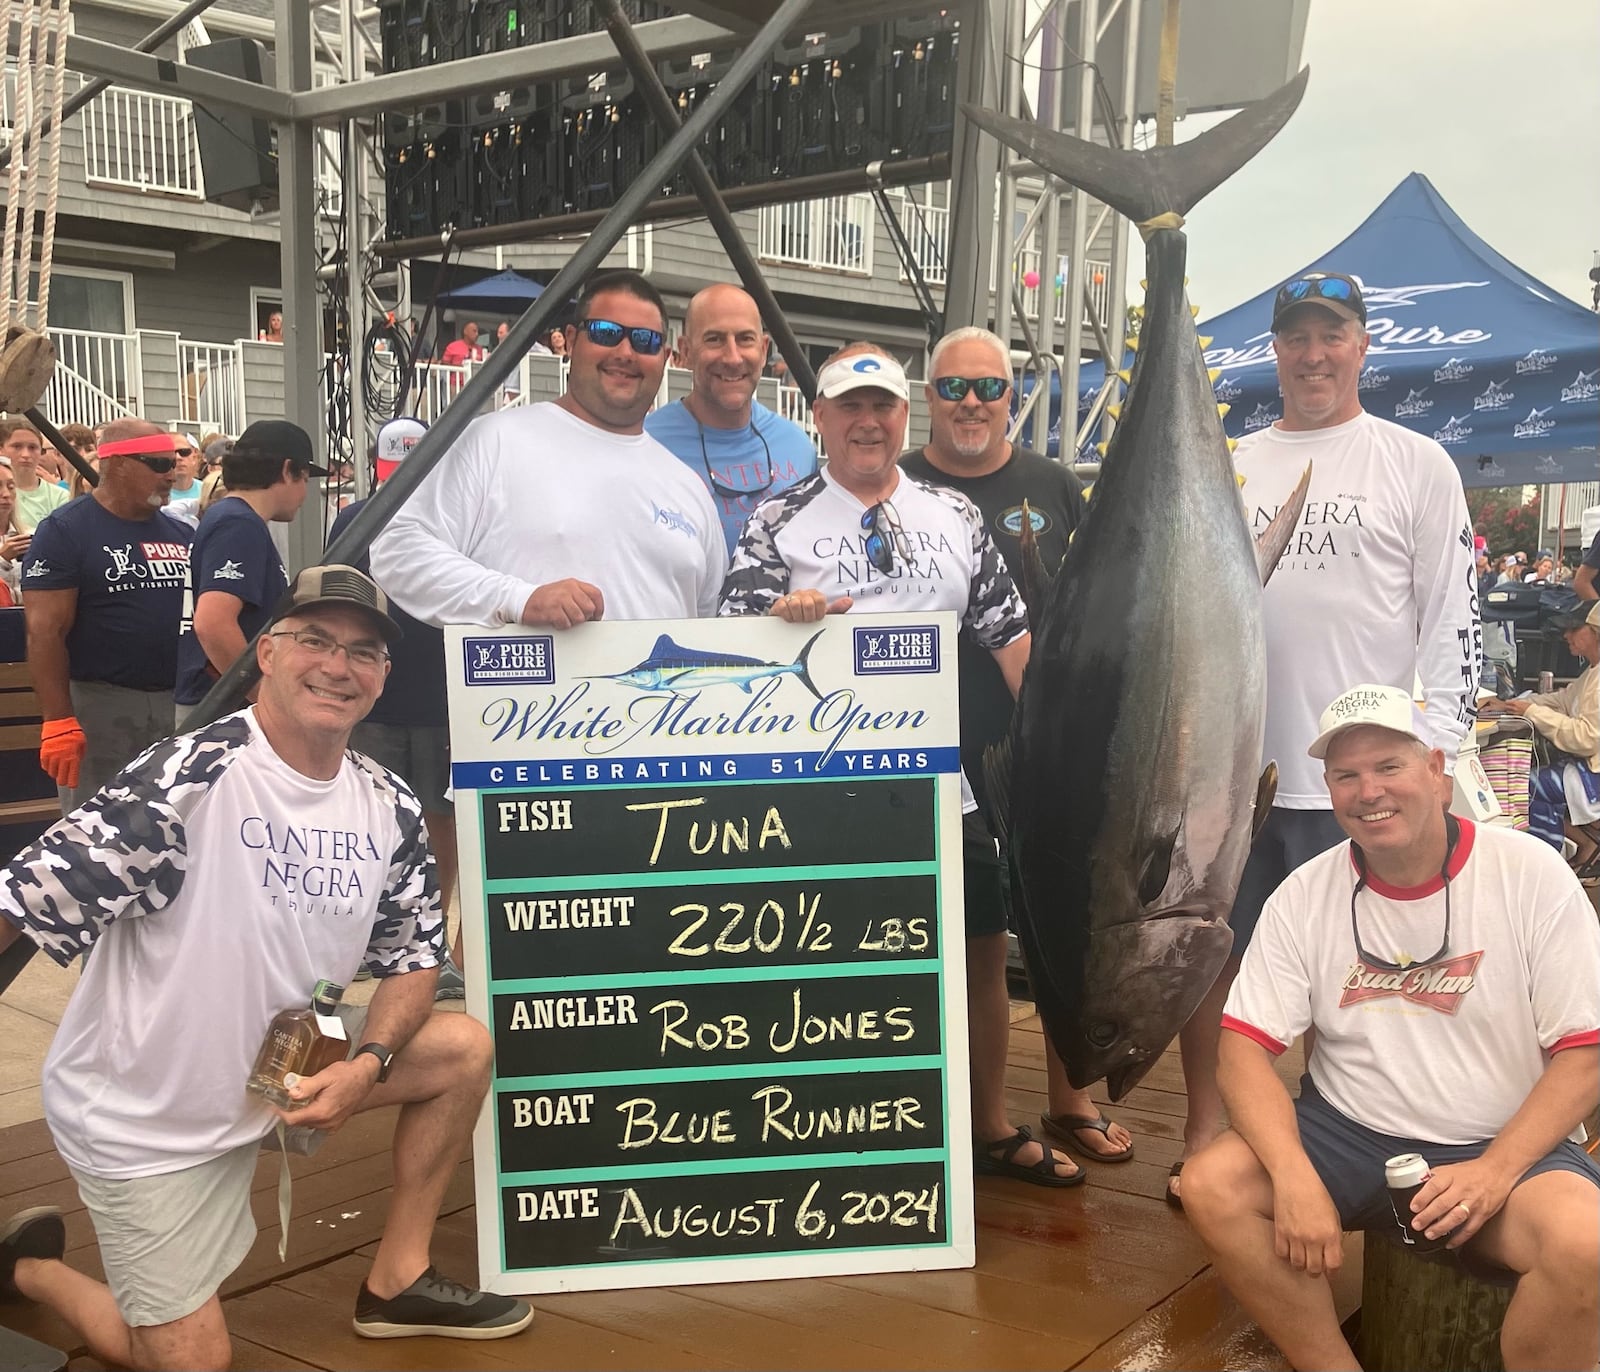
[860,499,912,575]
[579,318,665,356]
[1275,274,1359,313]
[699,421,774,501]
[267,627,389,669]
[933,375,1010,403]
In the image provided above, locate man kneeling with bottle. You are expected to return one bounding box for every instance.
[1182,684,1600,1372]
[0,565,531,1370]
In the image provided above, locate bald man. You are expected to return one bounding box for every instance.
[646,283,819,552]
[22,418,193,808]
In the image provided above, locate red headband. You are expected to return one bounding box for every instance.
[99,434,187,457]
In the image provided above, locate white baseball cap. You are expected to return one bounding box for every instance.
[374,417,426,481]
[816,351,910,402]
[1307,683,1431,760]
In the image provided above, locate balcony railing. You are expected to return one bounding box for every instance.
[178,341,246,436]
[45,327,141,427]
[757,194,874,276]
[1016,251,1115,333]
[81,86,203,198]
[893,195,949,287]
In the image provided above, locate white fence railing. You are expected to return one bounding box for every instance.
[178,341,246,436]
[81,85,204,198]
[1016,251,1116,333]
[45,327,140,427]
[1545,481,1600,532]
[893,196,949,287]
[757,194,874,276]
[774,384,823,457]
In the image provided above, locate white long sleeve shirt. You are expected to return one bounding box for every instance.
[1234,411,1479,806]
[370,402,727,628]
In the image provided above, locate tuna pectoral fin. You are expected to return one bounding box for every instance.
[1016,499,1054,615]
[962,69,1307,225]
[1253,464,1313,587]
[1251,762,1279,841]
[1137,829,1179,908]
[982,731,1015,846]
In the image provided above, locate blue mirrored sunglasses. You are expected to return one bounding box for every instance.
[579,318,665,355]
[1276,275,1357,310]
[933,375,1010,403]
[860,500,909,576]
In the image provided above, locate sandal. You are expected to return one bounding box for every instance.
[1039,1111,1136,1164]
[974,1126,1086,1188]
[1165,1160,1184,1210]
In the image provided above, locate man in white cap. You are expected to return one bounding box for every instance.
[328,418,463,999]
[720,343,1084,1189]
[1182,683,1600,1372]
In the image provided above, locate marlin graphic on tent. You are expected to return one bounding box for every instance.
[587,631,825,698]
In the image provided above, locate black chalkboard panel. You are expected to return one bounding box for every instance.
[490,972,944,1078]
[495,1067,947,1171]
[486,872,940,979]
[500,1158,950,1269]
[480,777,935,879]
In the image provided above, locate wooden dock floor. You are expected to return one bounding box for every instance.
[0,1015,1361,1371]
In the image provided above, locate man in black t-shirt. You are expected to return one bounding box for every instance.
[902,326,1136,1171]
[22,418,193,810]
[1575,527,1600,602]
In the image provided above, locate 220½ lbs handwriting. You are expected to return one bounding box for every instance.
[668,893,928,958]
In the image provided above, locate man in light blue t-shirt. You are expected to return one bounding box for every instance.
[645,283,818,553]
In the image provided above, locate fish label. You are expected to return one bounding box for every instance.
[464,634,557,686]
[852,625,940,675]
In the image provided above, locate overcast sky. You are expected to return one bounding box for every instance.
[1170,0,1600,315]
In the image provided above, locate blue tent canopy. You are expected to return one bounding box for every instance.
[1073,174,1598,487]
[436,269,545,312]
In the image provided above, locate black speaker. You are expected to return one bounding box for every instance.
[187,38,278,213]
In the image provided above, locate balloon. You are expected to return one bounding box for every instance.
[1023,270,1040,289]
[1054,273,1065,288]
[1093,270,1105,285]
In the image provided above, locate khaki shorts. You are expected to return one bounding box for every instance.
[69,1141,259,1328]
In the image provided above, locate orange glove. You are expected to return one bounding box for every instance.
[39,717,86,790]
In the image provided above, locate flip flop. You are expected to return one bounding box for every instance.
[1165,1160,1184,1210]
[974,1126,1086,1188]
[1039,1111,1136,1163]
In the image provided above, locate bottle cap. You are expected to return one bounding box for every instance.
[311,979,345,1013]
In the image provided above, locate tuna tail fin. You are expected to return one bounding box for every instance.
[961,68,1308,228]
[792,628,826,700]
[1252,463,1313,586]
[1251,762,1279,842]
[1015,499,1055,617]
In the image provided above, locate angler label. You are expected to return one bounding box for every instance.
[446,615,970,1295]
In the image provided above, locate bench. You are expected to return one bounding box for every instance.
[1357,1231,1512,1371]
[0,654,60,839]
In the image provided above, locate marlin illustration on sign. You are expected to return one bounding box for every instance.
[588,631,826,698]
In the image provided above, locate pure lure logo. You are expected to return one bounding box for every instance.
[1514,348,1557,375]
[1513,407,1557,440]
[1433,416,1474,446]
[1358,365,1392,392]
[1433,357,1474,384]
[1213,376,1244,403]
[1560,369,1599,404]
[1393,388,1433,418]
[1242,402,1279,432]
[1473,380,1515,412]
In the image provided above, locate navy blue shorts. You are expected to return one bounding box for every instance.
[1294,1075,1600,1274]
[962,812,1008,939]
[1230,807,1347,949]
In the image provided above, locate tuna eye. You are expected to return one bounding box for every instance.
[1086,1021,1118,1048]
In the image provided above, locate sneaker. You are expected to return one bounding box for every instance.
[0,1207,65,1297]
[433,959,465,1002]
[353,1266,532,1340]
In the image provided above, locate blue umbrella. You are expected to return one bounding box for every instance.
[436,269,545,312]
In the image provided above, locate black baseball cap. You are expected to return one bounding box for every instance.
[1271,272,1367,332]
[276,564,402,642]
[232,419,330,477]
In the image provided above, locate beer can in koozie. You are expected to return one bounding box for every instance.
[1384,1152,1449,1253]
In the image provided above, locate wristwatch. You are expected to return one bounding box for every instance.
[353,1042,395,1084]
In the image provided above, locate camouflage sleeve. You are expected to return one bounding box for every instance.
[718,500,791,617]
[957,492,1029,650]
[0,719,251,965]
[350,755,445,977]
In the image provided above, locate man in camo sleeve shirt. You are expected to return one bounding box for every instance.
[720,345,1083,1191]
[0,565,532,1369]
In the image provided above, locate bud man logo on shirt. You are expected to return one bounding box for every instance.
[1340,948,1483,1014]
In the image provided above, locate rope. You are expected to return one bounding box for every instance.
[1136,211,1185,242]
[11,0,41,325]
[0,0,30,339]
[35,0,70,324]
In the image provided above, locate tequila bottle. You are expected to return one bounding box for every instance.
[246,979,349,1109]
